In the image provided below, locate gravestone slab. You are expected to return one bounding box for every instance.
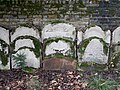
[42,23,75,40]
[13,49,40,68]
[45,41,71,56]
[15,39,35,51]
[0,27,9,44]
[11,27,40,41]
[82,39,108,64]
[84,26,104,39]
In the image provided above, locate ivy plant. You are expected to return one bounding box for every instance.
[0,39,9,66]
[12,52,35,73]
[43,37,75,58]
[111,52,120,68]
[88,75,118,90]
[0,50,8,66]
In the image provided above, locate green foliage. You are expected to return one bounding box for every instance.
[50,20,66,24]
[0,39,9,66]
[79,39,90,55]
[79,36,109,55]
[0,50,8,66]
[111,52,120,68]
[0,39,9,47]
[88,76,118,90]
[22,67,35,73]
[79,62,107,71]
[44,37,73,50]
[117,42,120,46]
[19,24,33,28]
[50,3,63,8]
[45,53,75,60]
[13,52,35,73]
[12,52,27,68]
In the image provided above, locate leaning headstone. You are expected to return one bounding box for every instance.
[42,23,75,40]
[113,27,120,53]
[82,39,108,64]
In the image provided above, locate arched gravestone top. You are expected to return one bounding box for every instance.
[0,27,9,44]
[42,23,75,40]
[113,26,120,43]
[84,26,104,39]
[11,27,40,41]
[45,41,71,56]
[13,49,40,68]
[14,39,35,51]
[82,39,108,64]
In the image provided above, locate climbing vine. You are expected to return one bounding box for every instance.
[43,37,73,49]
[50,20,66,24]
[0,39,9,47]
[0,39,9,66]
[45,53,75,60]
[43,37,75,58]
[0,50,8,66]
[111,52,120,68]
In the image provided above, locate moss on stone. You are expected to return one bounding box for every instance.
[43,37,75,58]
[0,50,8,66]
[12,35,41,58]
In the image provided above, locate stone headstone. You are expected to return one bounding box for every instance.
[105,30,111,43]
[84,26,104,39]
[0,27,9,44]
[82,39,108,64]
[0,27,9,69]
[42,58,76,70]
[45,41,71,56]
[11,27,41,68]
[13,49,40,68]
[113,26,120,43]
[113,26,120,53]
[77,31,83,45]
[15,39,35,51]
[11,27,40,41]
[42,23,75,56]
[42,23,75,40]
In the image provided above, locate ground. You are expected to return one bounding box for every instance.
[0,69,120,90]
